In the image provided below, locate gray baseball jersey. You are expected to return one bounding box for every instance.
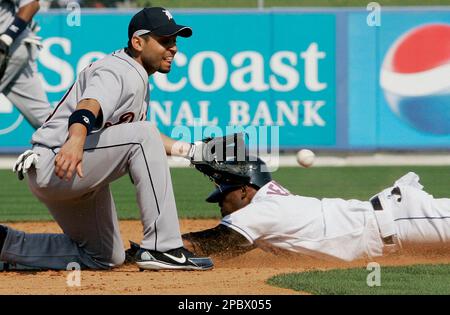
[32,49,149,147]
[1,49,183,270]
[0,0,51,128]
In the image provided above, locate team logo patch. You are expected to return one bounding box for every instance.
[380,23,450,135]
[163,253,186,264]
[163,9,173,20]
[9,25,19,33]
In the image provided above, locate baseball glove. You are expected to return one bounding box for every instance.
[194,157,253,186]
[0,38,10,81]
[189,133,246,165]
[190,133,254,186]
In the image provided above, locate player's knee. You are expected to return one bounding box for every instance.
[87,248,126,269]
[106,250,126,268]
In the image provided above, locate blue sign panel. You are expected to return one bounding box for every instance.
[0,10,336,152]
[348,11,450,149]
[1,8,449,153]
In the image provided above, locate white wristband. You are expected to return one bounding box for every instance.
[0,34,13,46]
[187,143,196,160]
[189,141,205,162]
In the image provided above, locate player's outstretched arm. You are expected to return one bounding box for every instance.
[55,99,101,181]
[158,133,207,163]
[159,132,192,157]
[159,133,244,166]
[182,225,255,257]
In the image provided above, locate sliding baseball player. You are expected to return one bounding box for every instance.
[178,158,450,262]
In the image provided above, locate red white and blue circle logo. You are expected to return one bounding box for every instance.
[380,23,450,135]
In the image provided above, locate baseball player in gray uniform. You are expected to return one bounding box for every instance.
[0,7,213,271]
[0,0,51,129]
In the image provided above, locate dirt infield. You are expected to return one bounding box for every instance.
[1,220,450,295]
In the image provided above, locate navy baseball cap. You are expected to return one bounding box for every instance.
[128,7,192,40]
[206,183,243,203]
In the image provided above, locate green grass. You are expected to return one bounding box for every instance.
[268,264,450,294]
[0,165,448,221]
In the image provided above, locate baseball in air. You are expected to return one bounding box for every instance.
[296,149,315,168]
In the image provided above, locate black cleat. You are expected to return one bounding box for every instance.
[135,247,213,271]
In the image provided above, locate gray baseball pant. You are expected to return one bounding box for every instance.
[0,121,183,270]
[0,41,51,129]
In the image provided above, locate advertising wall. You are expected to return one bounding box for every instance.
[348,10,450,149]
[0,8,449,152]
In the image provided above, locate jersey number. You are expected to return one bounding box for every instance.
[104,112,135,129]
[266,181,290,196]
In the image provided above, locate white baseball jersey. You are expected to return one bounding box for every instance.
[221,173,450,261]
[221,180,383,261]
[32,49,149,148]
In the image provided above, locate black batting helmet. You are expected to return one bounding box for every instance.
[206,156,272,203]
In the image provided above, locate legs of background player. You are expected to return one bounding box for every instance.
[0,42,51,128]
[4,65,51,128]
[0,122,183,270]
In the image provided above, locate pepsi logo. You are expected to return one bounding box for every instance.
[380,23,450,135]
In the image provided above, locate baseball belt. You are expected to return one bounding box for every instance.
[370,191,399,246]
